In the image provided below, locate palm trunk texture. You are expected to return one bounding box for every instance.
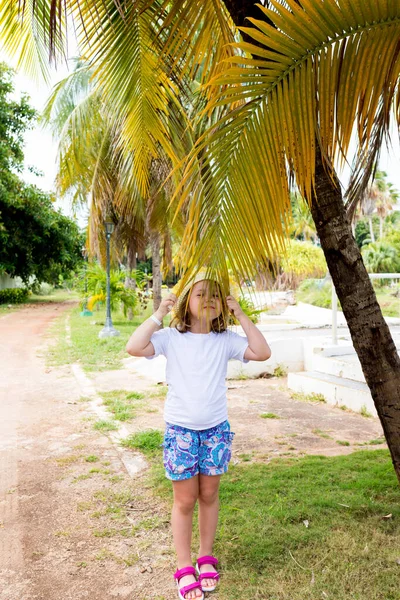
[225,0,400,482]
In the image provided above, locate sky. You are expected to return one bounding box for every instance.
[1,50,400,226]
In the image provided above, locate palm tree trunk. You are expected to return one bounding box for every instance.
[150,232,162,312]
[125,243,137,320]
[310,148,400,482]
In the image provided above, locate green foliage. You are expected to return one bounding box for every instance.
[361,241,400,273]
[80,263,138,316]
[0,64,84,285]
[296,278,335,309]
[289,193,317,242]
[0,287,29,304]
[278,240,327,289]
[230,295,261,324]
[273,364,287,377]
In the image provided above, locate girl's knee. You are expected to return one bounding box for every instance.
[173,481,199,514]
[198,485,219,505]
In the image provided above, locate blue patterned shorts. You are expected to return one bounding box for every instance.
[163,420,235,481]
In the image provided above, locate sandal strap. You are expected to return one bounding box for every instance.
[197,555,218,567]
[174,566,196,581]
[198,572,220,582]
[179,581,203,597]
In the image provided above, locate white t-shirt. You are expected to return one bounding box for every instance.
[146,328,249,430]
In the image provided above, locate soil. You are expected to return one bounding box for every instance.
[0,303,385,600]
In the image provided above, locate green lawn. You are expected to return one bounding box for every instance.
[47,303,154,371]
[142,444,400,600]
[297,281,400,318]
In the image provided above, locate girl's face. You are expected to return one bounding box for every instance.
[188,280,222,322]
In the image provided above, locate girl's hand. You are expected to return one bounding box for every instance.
[226,295,244,318]
[155,293,177,319]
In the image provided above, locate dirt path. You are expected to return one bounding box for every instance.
[0,303,386,600]
[0,304,173,600]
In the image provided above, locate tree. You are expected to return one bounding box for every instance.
[170,1,400,482]
[0,183,83,285]
[2,1,400,481]
[0,62,82,285]
[41,60,187,313]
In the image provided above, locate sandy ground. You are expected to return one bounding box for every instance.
[0,303,386,600]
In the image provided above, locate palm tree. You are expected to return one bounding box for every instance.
[169,1,400,481]
[41,60,185,312]
[2,1,400,481]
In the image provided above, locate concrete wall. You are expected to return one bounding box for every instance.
[0,274,23,290]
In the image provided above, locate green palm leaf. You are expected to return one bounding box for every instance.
[174,0,400,288]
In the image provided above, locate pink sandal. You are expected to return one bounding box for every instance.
[174,566,204,600]
[195,555,220,593]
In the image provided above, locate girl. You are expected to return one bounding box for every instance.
[126,273,271,600]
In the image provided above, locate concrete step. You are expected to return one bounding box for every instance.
[311,353,365,383]
[287,370,377,417]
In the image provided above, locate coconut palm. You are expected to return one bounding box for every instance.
[41,60,186,311]
[2,1,400,480]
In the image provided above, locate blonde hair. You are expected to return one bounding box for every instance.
[170,280,229,333]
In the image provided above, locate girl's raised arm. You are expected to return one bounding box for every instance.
[126,293,176,357]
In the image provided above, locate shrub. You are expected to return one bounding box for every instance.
[277,239,327,289]
[361,241,400,274]
[296,278,336,309]
[0,287,29,304]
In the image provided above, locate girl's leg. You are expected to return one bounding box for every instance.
[198,474,221,587]
[171,475,202,599]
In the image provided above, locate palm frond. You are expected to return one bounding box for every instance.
[0,0,67,81]
[71,0,185,199]
[157,0,237,89]
[174,0,400,288]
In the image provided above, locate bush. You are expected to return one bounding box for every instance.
[361,241,400,274]
[31,282,54,296]
[0,287,30,304]
[277,239,327,289]
[296,278,337,309]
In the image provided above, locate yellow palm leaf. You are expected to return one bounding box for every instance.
[173,0,400,290]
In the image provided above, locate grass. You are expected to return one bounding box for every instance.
[360,404,373,418]
[273,364,287,377]
[260,412,280,419]
[290,391,326,404]
[297,280,400,318]
[312,428,333,439]
[100,389,145,422]
[47,303,153,372]
[120,430,164,455]
[144,447,400,600]
[0,288,79,316]
[93,419,119,432]
[125,432,400,600]
[85,455,99,462]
